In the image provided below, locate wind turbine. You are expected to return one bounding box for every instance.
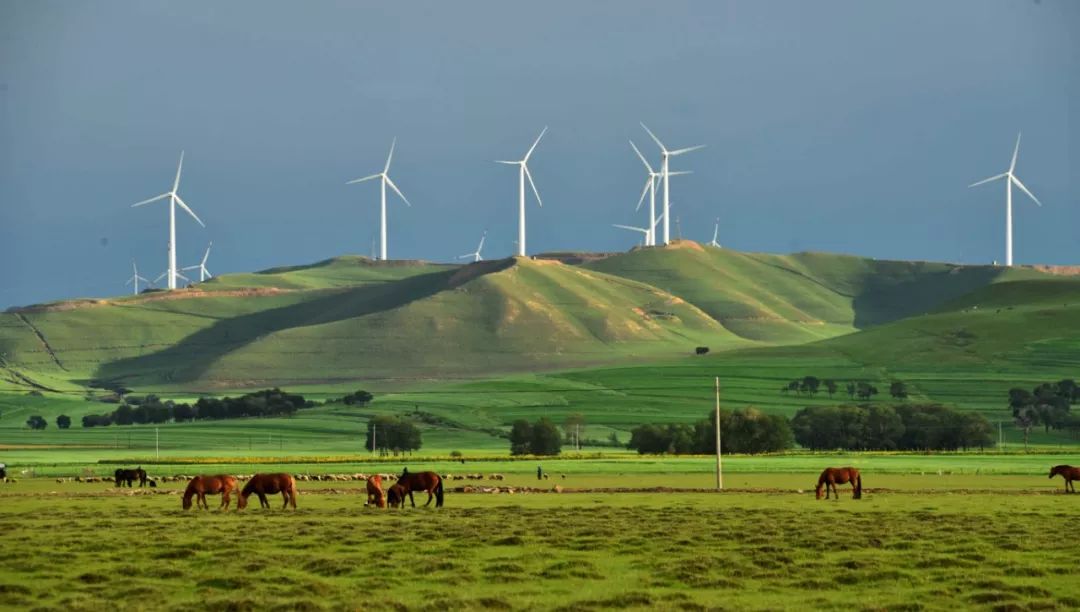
[629,140,690,247]
[347,138,411,261]
[182,242,213,282]
[640,123,704,245]
[131,151,205,290]
[155,268,190,286]
[968,132,1043,267]
[125,260,151,295]
[708,218,721,248]
[613,208,668,247]
[457,231,487,263]
[497,127,547,257]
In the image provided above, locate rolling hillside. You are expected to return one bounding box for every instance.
[0,244,1069,394]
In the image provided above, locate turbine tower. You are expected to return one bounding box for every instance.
[630,140,691,247]
[640,123,704,245]
[457,231,487,263]
[708,218,721,248]
[131,151,205,290]
[125,260,151,295]
[969,133,1042,267]
[347,138,411,261]
[497,127,547,257]
[182,242,213,282]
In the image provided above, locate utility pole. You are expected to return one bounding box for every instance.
[155,427,159,460]
[715,377,723,490]
[372,424,377,456]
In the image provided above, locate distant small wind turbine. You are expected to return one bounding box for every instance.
[630,140,690,247]
[708,218,721,248]
[457,231,487,263]
[182,242,213,282]
[640,123,704,246]
[968,132,1043,267]
[155,269,190,286]
[125,260,151,295]
[347,138,411,261]
[497,127,547,257]
[613,208,668,246]
[131,151,205,290]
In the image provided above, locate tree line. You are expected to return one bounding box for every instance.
[365,415,423,456]
[791,404,993,451]
[508,418,564,456]
[781,376,911,401]
[628,408,794,455]
[81,388,314,428]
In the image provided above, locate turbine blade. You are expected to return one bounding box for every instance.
[125,277,133,285]
[385,175,411,206]
[640,122,666,152]
[181,265,199,271]
[346,173,381,185]
[668,170,693,176]
[173,150,185,193]
[629,140,654,173]
[202,242,212,265]
[523,126,547,162]
[635,178,650,212]
[477,234,486,251]
[131,193,170,207]
[524,164,542,207]
[670,144,706,156]
[968,172,1008,188]
[204,268,212,278]
[176,271,190,282]
[494,160,519,165]
[613,224,648,234]
[173,194,205,227]
[154,272,167,283]
[1011,175,1042,206]
[384,137,396,173]
[1010,132,1021,174]
[456,253,473,259]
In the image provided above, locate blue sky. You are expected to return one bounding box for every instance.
[1,1,1076,308]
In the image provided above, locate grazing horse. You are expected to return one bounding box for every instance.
[182,475,239,510]
[386,483,408,509]
[1049,465,1080,494]
[114,467,148,488]
[366,475,386,508]
[393,470,444,508]
[816,467,862,500]
[237,473,298,510]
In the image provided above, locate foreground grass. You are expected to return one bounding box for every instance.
[1,481,1079,611]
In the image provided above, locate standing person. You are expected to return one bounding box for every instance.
[0,463,6,481]
[537,465,542,481]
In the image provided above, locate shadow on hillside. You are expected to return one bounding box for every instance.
[850,265,1006,328]
[94,268,466,386]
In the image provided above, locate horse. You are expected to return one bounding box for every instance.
[815,467,862,500]
[182,475,239,510]
[237,473,298,510]
[386,483,407,508]
[1049,465,1080,494]
[392,470,444,508]
[366,475,386,508]
[114,467,148,488]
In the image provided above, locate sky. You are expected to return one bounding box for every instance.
[0,1,1077,308]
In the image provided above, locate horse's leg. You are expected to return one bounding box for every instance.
[425,487,434,507]
[281,491,289,510]
[409,490,416,508]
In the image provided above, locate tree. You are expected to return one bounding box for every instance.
[343,390,374,406]
[800,376,821,396]
[508,419,533,455]
[1008,387,1037,450]
[56,415,71,429]
[856,382,878,401]
[366,415,422,456]
[563,413,586,451]
[889,381,908,400]
[824,379,838,398]
[26,415,47,430]
[845,382,857,399]
[531,418,562,456]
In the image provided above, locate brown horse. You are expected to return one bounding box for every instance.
[392,470,444,508]
[816,467,862,500]
[182,475,239,510]
[1049,465,1080,494]
[366,475,386,508]
[237,473,298,510]
[386,483,407,508]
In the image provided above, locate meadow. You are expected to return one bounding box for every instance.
[1,478,1078,611]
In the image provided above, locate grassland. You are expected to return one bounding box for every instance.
[1,480,1078,611]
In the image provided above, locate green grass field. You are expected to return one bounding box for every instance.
[1,478,1078,611]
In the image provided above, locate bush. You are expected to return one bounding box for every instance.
[695,346,709,355]
[26,415,47,430]
[56,415,71,429]
[628,408,794,455]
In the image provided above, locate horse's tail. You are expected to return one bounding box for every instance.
[288,477,299,509]
[853,472,862,499]
[435,476,444,508]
